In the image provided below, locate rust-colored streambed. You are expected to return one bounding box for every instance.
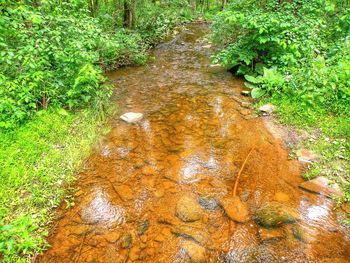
[37,23,350,263]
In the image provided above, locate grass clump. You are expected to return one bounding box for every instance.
[0,108,113,262]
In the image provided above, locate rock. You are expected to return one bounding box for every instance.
[240,108,252,116]
[120,233,132,249]
[241,90,251,96]
[255,202,299,227]
[296,149,318,164]
[120,112,143,123]
[182,240,206,263]
[259,103,276,115]
[203,44,212,49]
[258,228,284,242]
[241,102,252,108]
[113,185,134,202]
[273,192,290,203]
[137,220,150,236]
[220,196,249,223]
[105,231,121,243]
[154,227,171,242]
[129,246,140,261]
[175,196,203,222]
[172,224,212,248]
[198,197,220,211]
[291,225,312,243]
[299,176,344,198]
[142,166,156,176]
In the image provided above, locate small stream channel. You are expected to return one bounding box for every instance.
[37,23,350,263]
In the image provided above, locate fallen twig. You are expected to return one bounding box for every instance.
[232,148,254,197]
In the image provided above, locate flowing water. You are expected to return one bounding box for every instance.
[37,23,350,263]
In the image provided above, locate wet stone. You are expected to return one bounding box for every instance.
[137,220,150,236]
[171,224,212,248]
[120,233,132,249]
[105,231,121,243]
[198,197,220,211]
[299,176,344,198]
[291,225,312,244]
[258,228,284,242]
[129,246,141,261]
[114,185,134,202]
[273,191,290,203]
[182,240,206,263]
[220,196,249,223]
[175,196,203,222]
[255,202,299,228]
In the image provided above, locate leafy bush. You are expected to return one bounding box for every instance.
[212,0,350,114]
[0,1,147,128]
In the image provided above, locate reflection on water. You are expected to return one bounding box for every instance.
[38,23,350,263]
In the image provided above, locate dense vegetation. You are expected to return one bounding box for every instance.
[212,0,349,202]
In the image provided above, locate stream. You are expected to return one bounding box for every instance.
[37,23,350,263]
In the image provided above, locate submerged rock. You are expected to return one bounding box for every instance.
[299,176,344,198]
[220,196,249,223]
[113,185,134,202]
[255,202,299,228]
[291,225,312,243]
[137,220,150,236]
[120,112,143,123]
[172,224,212,248]
[198,196,220,211]
[175,196,203,222]
[258,228,284,242]
[120,233,132,249]
[182,240,206,263]
[273,191,290,203]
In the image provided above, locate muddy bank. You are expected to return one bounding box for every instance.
[37,23,350,263]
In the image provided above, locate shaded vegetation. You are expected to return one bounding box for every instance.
[212,0,349,200]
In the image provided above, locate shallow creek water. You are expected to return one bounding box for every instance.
[37,23,350,263]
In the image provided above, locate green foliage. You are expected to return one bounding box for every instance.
[244,67,285,98]
[0,216,46,261]
[212,0,350,115]
[0,108,113,262]
[0,1,147,128]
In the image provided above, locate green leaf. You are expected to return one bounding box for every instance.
[244,74,260,84]
[251,88,266,98]
[244,82,257,89]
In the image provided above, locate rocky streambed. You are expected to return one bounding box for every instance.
[37,23,350,263]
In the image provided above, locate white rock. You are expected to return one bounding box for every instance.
[120,112,143,123]
[259,103,276,114]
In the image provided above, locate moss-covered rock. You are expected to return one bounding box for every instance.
[255,202,299,228]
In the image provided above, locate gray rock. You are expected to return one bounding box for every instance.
[198,197,219,211]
